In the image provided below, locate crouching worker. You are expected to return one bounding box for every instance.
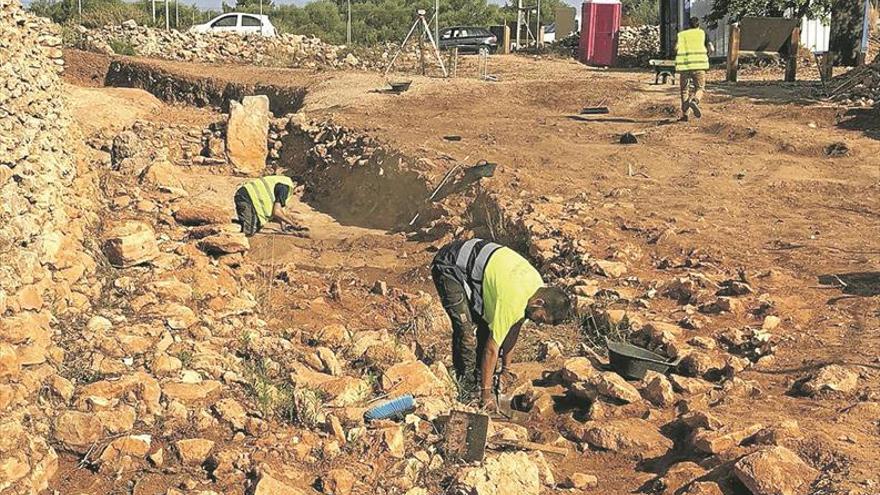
[431,238,572,408]
[234,175,308,236]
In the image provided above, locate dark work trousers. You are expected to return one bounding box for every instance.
[431,262,490,400]
[234,187,260,237]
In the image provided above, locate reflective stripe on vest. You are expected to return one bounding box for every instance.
[675,28,709,71]
[242,176,293,225]
[453,238,502,315]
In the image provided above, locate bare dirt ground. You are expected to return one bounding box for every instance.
[58,50,880,495]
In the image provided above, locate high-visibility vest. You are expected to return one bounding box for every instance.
[675,28,709,71]
[446,238,504,315]
[242,175,294,225]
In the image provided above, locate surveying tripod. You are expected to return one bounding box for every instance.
[384,9,448,78]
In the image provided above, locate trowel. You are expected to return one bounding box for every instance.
[493,393,530,425]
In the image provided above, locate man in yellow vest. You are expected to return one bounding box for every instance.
[234,175,307,236]
[675,17,712,121]
[431,238,572,407]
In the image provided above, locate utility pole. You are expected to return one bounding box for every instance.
[516,0,521,50]
[77,0,82,17]
[434,0,438,48]
[165,0,169,31]
[175,0,179,28]
[536,0,541,46]
[346,0,351,44]
[259,0,263,16]
[152,0,156,23]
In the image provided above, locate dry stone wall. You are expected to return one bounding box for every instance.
[72,21,422,71]
[0,0,100,493]
[618,25,661,66]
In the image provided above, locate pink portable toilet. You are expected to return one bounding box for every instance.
[579,0,621,66]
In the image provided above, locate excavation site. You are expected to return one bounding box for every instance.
[2,3,879,495]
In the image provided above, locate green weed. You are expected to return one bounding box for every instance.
[107,38,136,56]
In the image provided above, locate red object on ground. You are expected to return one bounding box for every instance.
[579,0,621,66]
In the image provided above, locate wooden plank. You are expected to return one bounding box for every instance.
[727,23,741,83]
[784,26,800,82]
[489,438,569,456]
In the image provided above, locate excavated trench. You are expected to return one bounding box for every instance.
[105,59,307,115]
[98,58,525,238]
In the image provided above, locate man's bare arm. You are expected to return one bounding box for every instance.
[271,203,307,231]
[480,337,499,405]
[500,320,523,370]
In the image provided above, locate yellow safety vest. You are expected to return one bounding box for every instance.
[675,28,709,71]
[242,175,294,225]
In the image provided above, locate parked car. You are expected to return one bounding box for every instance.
[190,13,277,37]
[438,26,497,54]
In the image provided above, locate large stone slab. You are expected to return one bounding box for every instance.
[226,95,269,176]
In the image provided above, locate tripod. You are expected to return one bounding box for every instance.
[384,10,448,78]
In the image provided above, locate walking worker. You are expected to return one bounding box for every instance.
[431,238,572,408]
[234,175,307,236]
[675,16,712,121]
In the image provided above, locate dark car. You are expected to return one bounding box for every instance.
[438,26,497,54]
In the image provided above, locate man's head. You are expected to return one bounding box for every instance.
[689,17,700,29]
[526,287,572,325]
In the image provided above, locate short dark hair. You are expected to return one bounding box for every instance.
[689,17,700,29]
[534,286,572,324]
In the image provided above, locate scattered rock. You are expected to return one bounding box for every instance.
[642,371,675,407]
[102,220,160,268]
[732,446,818,495]
[98,434,151,468]
[213,398,248,431]
[690,423,763,455]
[322,468,355,495]
[593,259,628,278]
[793,365,858,396]
[453,452,541,495]
[175,438,215,466]
[381,361,447,397]
[53,411,104,453]
[253,471,307,495]
[572,372,642,404]
[173,204,229,226]
[561,357,599,384]
[564,472,598,489]
[197,232,250,255]
[581,418,673,459]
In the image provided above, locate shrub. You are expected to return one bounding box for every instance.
[107,37,136,55]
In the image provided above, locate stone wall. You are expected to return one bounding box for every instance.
[618,25,661,66]
[0,0,99,492]
[72,21,423,71]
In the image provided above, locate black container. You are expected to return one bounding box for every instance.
[607,340,679,380]
[389,81,412,93]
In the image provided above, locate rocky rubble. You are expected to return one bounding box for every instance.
[70,21,423,72]
[618,25,660,66]
[1,0,103,492]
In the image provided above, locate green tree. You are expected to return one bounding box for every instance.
[705,0,832,27]
[622,0,659,25]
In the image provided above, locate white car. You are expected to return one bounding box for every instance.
[190,13,277,37]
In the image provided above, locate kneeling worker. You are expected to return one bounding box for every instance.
[431,238,572,407]
[234,175,307,236]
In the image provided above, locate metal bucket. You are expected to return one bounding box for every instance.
[606,340,680,380]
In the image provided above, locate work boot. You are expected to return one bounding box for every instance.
[690,100,702,118]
